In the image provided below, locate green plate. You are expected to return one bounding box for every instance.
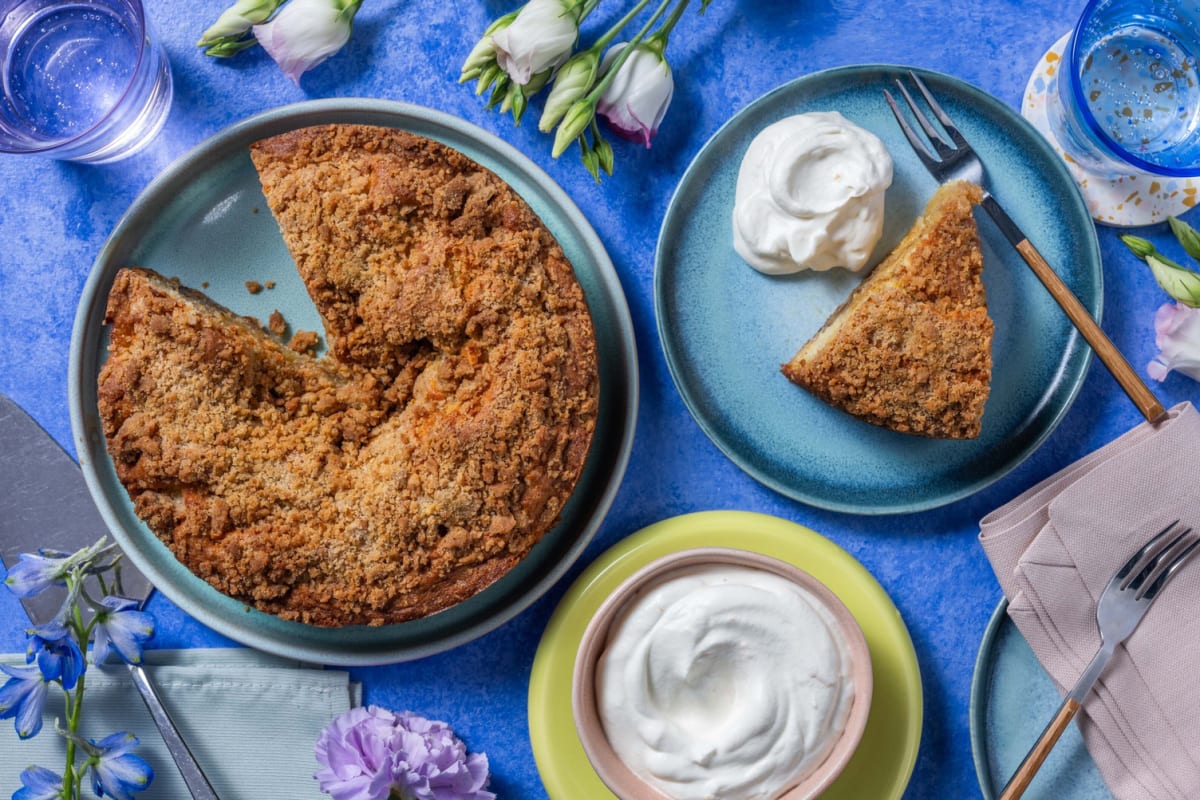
[529,510,923,799]
[68,99,638,666]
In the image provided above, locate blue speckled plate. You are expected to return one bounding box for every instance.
[971,600,1112,799]
[68,99,638,666]
[655,65,1100,514]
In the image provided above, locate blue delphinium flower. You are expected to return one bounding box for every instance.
[89,732,154,800]
[92,597,155,665]
[26,623,85,691]
[0,663,50,739]
[3,550,71,598]
[13,765,63,800]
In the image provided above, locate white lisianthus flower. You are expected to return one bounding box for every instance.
[596,41,673,148]
[253,0,363,85]
[1148,301,1200,382]
[491,0,581,86]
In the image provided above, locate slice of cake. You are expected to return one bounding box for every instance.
[781,180,993,439]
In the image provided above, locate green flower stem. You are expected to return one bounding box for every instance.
[63,673,87,800]
[594,0,656,53]
[647,0,690,50]
[577,0,604,22]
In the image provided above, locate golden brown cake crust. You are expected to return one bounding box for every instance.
[97,124,599,627]
[782,181,993,439]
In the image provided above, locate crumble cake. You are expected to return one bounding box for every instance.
[97,124,599,627]
[781,180,993,439]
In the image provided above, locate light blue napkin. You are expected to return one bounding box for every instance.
[0,648,360,799]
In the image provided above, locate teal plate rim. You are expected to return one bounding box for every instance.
[969,598,1113,800]
[654,64,1101,515]
[68,98,639,666]
[969,598,1011,799]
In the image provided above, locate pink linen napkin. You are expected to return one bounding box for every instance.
[979,401,1200,800]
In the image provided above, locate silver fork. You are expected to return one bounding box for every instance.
[997,520,1199,800]
[884,71,1166,425]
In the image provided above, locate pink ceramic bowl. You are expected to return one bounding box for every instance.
[572,547,873,800]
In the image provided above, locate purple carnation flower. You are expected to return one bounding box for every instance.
[314,706,494,800]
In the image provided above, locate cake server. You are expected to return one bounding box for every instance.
[0,393,221,800]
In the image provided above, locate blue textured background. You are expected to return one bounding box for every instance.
[1,0,1198,797]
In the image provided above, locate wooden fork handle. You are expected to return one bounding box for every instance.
[998,697,1082,800]
[980,195,1167,424]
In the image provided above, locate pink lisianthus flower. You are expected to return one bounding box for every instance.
[314,706,494,800]
[596,41,674,147]
[253,0,363,85]
[1148,301,1200,382]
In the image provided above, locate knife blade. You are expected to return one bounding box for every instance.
[0,393,152,620]
[0,393,221,800]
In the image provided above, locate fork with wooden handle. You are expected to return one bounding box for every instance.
[996,520,1198,800]
[884,70,1167,425]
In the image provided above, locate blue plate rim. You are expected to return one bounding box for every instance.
[653,63,1101,515]
[67,98,640,665]
[969,597,1009,799]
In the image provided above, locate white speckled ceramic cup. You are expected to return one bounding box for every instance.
[572,547,873,800]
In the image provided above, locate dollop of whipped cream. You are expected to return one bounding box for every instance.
[596,564,856,800]
[732,111,893,274]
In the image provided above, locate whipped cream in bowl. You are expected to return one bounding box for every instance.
[732,111,893,274]
[572,547,873,800]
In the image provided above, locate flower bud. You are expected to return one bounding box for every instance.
[552,99,595,158]
[581,142,601,183]
[458,10,517,82]
[1169,216,1200,262]
[1121,235,1157,260]
[539,48,599,132]
[198,0,283,46]
[594,133,614,176]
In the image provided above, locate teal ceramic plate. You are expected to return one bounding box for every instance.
[970,600,1111,799]
[68,99,638,666]
[655,65,1100,514]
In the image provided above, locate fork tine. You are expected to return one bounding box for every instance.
[893,79,955,158]
[1116,520,1181,584]
[1140,528,1197,600]
[1126,526,1190,592]
[883,89,939,169]
[908,71,969,149]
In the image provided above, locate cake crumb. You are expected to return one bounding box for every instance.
[265,281,276,290]
[201,282,209,289]
[268,310,287,337]
[246,280,263,294]
[288,329,319,355]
